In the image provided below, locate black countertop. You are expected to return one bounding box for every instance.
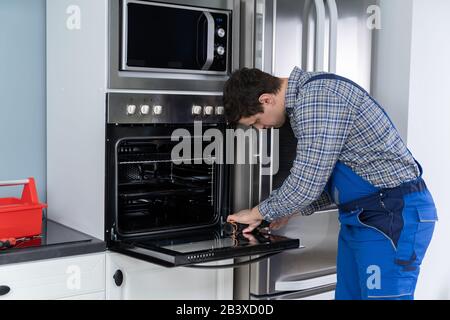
[0,220,106,266]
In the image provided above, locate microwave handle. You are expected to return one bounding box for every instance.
[201,11,215,70]
[183,252,280,269]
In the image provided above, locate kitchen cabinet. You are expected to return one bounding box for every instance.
[0,253,105,300]
[106,252,233,300]
[0,251,233,300]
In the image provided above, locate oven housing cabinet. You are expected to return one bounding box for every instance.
[109,0,242,91]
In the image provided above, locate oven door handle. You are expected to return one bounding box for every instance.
[183,252,280,269]
[200,11,215,71]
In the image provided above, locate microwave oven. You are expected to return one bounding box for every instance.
[121,0,231,75]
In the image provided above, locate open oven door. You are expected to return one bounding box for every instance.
[110,227,301,268]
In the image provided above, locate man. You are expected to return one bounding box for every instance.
[223,67,437,300]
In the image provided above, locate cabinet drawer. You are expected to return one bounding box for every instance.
[0,253,105,300]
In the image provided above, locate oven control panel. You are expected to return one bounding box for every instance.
[107,93,226,124]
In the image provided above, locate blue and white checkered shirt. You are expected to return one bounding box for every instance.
[258,67,420,221]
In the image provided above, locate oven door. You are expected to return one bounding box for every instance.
[111,228,301,267]
[122,0,230,74]
[106,129,300,268]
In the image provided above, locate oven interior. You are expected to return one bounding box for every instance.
[115,134,224,236]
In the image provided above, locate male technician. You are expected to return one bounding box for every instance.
[224,67,437,300]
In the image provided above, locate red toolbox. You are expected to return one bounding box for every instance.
[0,178,47,239]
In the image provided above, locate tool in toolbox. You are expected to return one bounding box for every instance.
[0,178,47,241]
[0,236,43,250]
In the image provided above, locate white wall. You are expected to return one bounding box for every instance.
[0,0,47,201]
[373,0,450,299]
[371,0,413,141]
[407,0,450,300]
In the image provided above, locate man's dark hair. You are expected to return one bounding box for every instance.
[223,68,282,124]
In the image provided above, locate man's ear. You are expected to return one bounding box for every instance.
[258,93,274,106]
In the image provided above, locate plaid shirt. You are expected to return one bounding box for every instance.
[259,67,420,221]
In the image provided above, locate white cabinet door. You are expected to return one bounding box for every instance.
[106,252,233,300]
[0,253,105,300]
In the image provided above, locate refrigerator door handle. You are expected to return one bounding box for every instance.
[275,273,337,291]
[271,0,277,75]
[302,0,326,71]
[325,0,338,73]
[254,0,277,74]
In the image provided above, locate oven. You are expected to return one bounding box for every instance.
[109,0,241,92]
[105,92,300,267]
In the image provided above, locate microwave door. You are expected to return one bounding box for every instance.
[123,1,228,73]
[197,12,215,71]
[111,229,301,267]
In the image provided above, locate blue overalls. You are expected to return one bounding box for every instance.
[303,75,438,300]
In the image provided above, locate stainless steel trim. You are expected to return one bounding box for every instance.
[117,70,228,79]
[254,0,265,70]
[121,0,128,75]
[240,0,255,68]
[122,67,229,76]
[271,0,277,75]
[0,179,30,187]
[119,157,215,165]
[301,0,311,70]
[107,92,225,124]
[325,0,338,73]
[275,273,337,292]
[269,128,274,194]
[125,0,231,15]
[302,0,326,71]
[314,0,326,71]
[265,284,336,300]
[107,89,223,96]
[254,0,276,74]
[202,12,216,70]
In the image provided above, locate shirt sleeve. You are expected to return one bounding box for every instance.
[296,191,333,216]
[258,89,354,221]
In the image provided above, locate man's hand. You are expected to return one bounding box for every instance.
[227,207,264,233]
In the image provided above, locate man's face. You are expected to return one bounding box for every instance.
[238,94,286,129]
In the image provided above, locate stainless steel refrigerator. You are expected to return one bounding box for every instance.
[233,0,376,300]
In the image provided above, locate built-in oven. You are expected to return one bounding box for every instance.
[109,0,241,92]
[105,92,300,267]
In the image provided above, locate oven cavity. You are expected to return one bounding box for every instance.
[116,138,218,234]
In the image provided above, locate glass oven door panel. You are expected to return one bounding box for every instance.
[112,229,301,267]
[116,138,221,234]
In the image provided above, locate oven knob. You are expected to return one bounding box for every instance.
[153,105,163,115]
[215,106,225,115]
[216,46,225,56]
[140,105,150,115]
[204,106,214,116]
[217,28,226,38]
[192,105,203,115]
[126,104,137,116]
